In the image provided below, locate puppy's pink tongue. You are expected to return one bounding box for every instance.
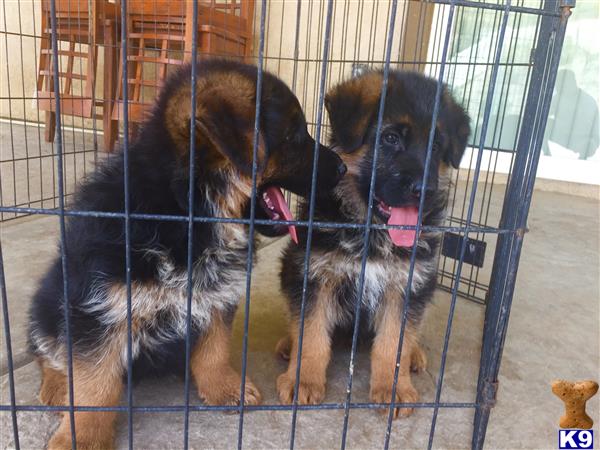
[265,186,298,244]
[387,206,419,247]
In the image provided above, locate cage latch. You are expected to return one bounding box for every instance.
[559,0,575,23]
[481,379,499,410]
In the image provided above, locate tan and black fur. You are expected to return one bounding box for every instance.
[28,59,346,449]
[277,70,470,418]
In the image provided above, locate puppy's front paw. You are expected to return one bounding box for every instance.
[277,372,325,405]
[198,369,262,407]
[48,430,114,450]
[370,379,419,419]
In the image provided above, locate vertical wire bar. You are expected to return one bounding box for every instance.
[1,0,18,218]
[396,0,410,70]
[49,0,77,447]
[119,0,134,447]
[16,0,31,208]
[182,0,199,448]
[336,0,350,83]
[473,4,570,447]
[438,1,468,290]
[287,1,334,448]
[290,0,303,94]
[382,2,457,448]
[440,0,483,298]
[324,0,338,93]
[0,243,19,449]
[299,0,314,125]
[471,9,524,299]
[274,0,287,76]
[308,0,326,127]
[89,1,98,167]
[236,1,267,448]
[71,0,81,189]
[338,2,398,448]
[29,0,46,211]
[287,0,303,211]
[464,8,507,298]
[426,4,512,449]
[448,7,501,298]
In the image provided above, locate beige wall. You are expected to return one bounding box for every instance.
[0,0,111,129]
[257,0,432,131]
[0,1,432,134]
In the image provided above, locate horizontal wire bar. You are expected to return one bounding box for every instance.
[438,270,490,290]
[0,206,517,234]
[438,284,487,304]
[0,402,477,413]
[0,61,533,73]
[425,0,560,16]
[0,151,96,164]
[0,0,560,39]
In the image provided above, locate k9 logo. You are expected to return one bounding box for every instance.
[559,430,594,449]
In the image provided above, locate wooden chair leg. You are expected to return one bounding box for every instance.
[103,19,118,152]
[45,111,56,143]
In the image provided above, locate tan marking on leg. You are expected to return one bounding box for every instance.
[47,346,124,450]
[277,286,339,405]
[410,342,428,373]
[370,293,419,419]
[275,335,291,361]
[192,310,261,406]
[38,357,66,407]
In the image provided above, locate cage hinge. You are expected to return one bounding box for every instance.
[559,0,575,23]
[481,379,499,410]
[515,227,528,238]
[559,0,576,8]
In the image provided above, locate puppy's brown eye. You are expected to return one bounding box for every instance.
[383,132,400,145]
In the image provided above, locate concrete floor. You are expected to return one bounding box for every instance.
[1,187,598,449]
[0,120,99,221]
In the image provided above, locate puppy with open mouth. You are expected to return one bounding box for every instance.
[28,59,346,450]
[277,70,470,418]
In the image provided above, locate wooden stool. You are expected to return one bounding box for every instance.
[110,0,254,149]
[37,0,120,152]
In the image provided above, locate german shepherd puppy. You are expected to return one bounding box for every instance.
[29,59,346,449]
[277,70,470,418]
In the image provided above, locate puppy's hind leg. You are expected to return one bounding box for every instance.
[410,342,428,374]
[38,358,67,407]
[47,346,124,450]
[192,310,262,406]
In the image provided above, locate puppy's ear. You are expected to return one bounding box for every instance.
[195,95,267,176]
[325,73,383,153]
[440,90,471,168]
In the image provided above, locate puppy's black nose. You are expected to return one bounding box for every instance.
[411,181,433,198]
[337,162,347,178]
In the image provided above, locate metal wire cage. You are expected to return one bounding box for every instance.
[1,0,572,449]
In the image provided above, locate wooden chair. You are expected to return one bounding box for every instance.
[110,0,255,149]
[37,0,120,151]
